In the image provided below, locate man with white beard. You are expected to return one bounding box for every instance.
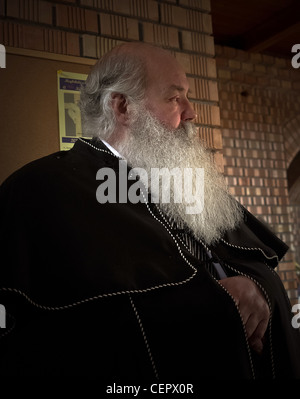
[0,42,300,380]
[113,104,243,245]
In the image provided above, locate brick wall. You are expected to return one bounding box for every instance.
[0,0,222,163]
[215,45,300,302]
[0,0,299,301]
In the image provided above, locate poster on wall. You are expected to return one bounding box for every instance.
[57,70,89,151]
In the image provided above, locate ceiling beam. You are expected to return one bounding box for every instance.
[239,1,300,52]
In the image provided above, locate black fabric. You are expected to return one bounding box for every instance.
[0,138,300,379]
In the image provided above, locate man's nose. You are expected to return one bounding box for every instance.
[181,100,197,122]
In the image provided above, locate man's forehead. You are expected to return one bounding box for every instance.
[167,84,191,94]
[142,47,190,92]
[144,48,185,71]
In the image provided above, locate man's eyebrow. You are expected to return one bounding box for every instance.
[167,85,191,94]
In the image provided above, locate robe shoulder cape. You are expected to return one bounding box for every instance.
[0,138,300,379]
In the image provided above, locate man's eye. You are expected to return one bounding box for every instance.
[170,97,180,103]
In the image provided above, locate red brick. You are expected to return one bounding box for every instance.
[140,0,157,20]
[112,0,131,14]
[39,1,53,25]
[82,34,97,58]
[228,59,240,70]
[96,37,125,58]
[213,152,224,173]
[202,13,212,34]
[254,64,266,74]
[85,9,99,33]
[65,31,80,56]
[225,166,244,177]
[6,0,19,18]
[43,28,80,56]
[22,25,44,51]
[275,57,287,68]
[100,14,139,41]
[218,69,231,80]
[281,80,292,89]
[175,52,191,74]
[80,0,94,6]
[174,6,187,27]
[56,5,98,33]
[160,4,187,28]
[7,0,52,25]
[56,4,69,28]
[212,128,222,149]
[143,22,179,48]
[181,30,214,55]
[179,0,211,11]
[244,75,257,85]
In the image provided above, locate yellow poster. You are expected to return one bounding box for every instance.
[57,70,89,151]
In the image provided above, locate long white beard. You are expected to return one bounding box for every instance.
[113,107,243,245]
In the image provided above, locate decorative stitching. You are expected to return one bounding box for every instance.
[0,135,279,379]
[0,312,16,339]
[128,294,159,380]
[0,190,199,310]
[153,204,214,253]
[224,262,275,379]
[220,238,279,262]
[78,137,121,158]
[215,277,256,380]
[0,269,196,311]
[0,142,199,311]
[154,194,278,264]
[264,262,293,310]
[150,203,257,379]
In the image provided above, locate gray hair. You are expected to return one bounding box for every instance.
[79,49,147,140]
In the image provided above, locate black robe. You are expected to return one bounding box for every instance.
[0,138,300,379]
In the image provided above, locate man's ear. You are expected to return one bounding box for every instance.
[111,93,129,126]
